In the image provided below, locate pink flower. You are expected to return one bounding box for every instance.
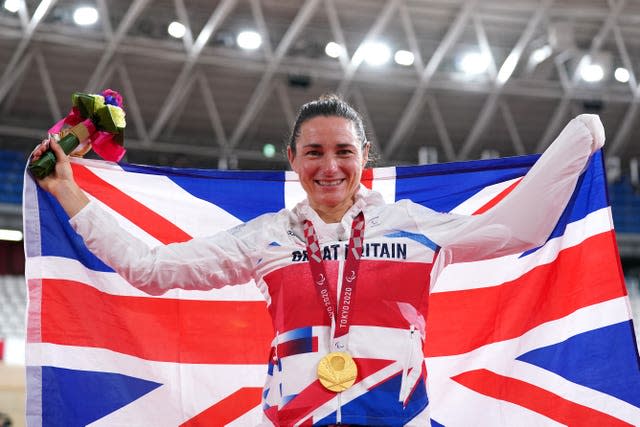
[101,89,124,108]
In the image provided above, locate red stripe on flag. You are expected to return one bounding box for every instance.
[453,369,633,426]
[425,231,626,356]
[361,168,373,189]
[40,279,273,364]
[180,387,262,427]
[71,163,192,244]
[472,178,523,215]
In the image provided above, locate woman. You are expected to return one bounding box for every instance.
[31,95,604,426]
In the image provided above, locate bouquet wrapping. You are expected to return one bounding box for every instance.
[29,89,126,179]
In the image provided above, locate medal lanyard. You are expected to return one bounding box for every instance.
[303,212,365,345]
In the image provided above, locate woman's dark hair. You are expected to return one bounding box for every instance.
[288,94,367,155]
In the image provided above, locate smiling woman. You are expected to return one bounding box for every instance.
[29,93,605,426]
[288,115,370,224]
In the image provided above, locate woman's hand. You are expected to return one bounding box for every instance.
[31,137,74,196]
[30,136,90,217]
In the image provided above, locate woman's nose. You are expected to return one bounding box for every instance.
[321,155,339,172]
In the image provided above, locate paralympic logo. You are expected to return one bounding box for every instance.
[345,271,356,283]
[316,273,326,286]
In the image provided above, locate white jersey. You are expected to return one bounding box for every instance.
[70,115,604,426]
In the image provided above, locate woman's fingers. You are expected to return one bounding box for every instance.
[49,138,67,162]
[30,138,52,161]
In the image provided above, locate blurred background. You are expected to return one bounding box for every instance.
[1,0,640,426]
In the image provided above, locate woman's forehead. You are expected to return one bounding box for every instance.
[298,116,359,141]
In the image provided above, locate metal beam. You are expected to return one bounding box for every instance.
[148,0,237,141]
[0,124,283,163]
[384,0,477,159]
[0,0,56,85]
[0,51,34,104]
[457,0,551,159]
[96,0,114,39]
[275,82,295,125]
[336,0,401,95]
[499,101,526,155]
[198,73,228,148]
[536,0,626,151]
[325,0,350,70]
[34,51,61,121]
[425,95,456,162]
[398,1,424,74]
[174,0,194,51]
[228,0,321,148]
[117,62,150,145]
[85,0,151,92]
[607,5,639,156]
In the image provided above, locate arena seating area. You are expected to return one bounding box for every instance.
[0,276,26,340]
[0,150,24,205]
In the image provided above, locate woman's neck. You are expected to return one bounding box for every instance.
[311,199,354,224]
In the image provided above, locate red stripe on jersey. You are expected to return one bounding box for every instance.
[265,260,431,333]
[453,369,633,426]
[425,231,626,357]
[180,387,262,427]
[472,178,523,215]
[71,163,192,244]
[39,278,273,363]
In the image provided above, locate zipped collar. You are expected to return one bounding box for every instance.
[291,184,385,230]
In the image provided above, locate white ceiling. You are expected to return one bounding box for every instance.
[1,0,640,172]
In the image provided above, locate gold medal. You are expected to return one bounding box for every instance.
[317,351,358,392]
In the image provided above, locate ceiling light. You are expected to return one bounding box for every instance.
[615,67,630,83]
[0,229,22,242]
[361,42,391,66]
[580,63,604,83]
[394,50,414,66]
[3,0,20,13]
[167,21,186,39]
[262,143,276,158]
[530,45,552,65]
[73,6,98,26]
[458,51,489,75]
[325,41,343,59]
[237,30,262,50]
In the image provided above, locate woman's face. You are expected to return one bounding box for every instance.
[288,116,369,221]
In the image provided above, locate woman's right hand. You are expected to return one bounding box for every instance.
[30,136,90,217]
[30,137,76,196]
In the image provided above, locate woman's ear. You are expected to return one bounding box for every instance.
[362,141,371,167]
[287,145,296,171]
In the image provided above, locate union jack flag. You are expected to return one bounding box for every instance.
[23,150,640,426]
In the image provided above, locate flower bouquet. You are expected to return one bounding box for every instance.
[29,89,127,179]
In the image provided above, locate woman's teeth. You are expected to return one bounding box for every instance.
[317,179,343,186]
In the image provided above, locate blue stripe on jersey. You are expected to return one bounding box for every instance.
[516,320,640,407]
[280,326,314,342]
[119,164,286,223]
[385,230,439,251]
[37,187,113,272]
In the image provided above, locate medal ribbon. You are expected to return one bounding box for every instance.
[303,212,365,342]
